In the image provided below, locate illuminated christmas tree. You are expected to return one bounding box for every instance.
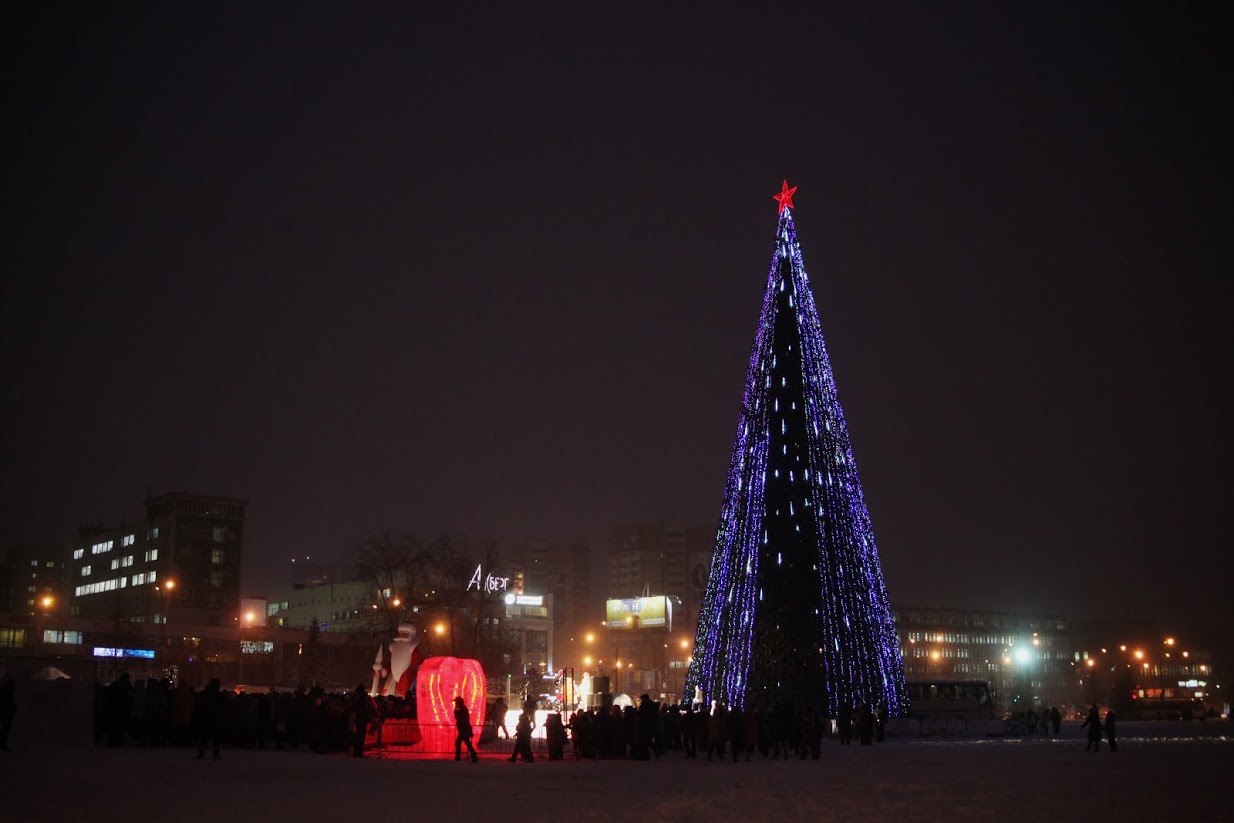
[687,182,906,717]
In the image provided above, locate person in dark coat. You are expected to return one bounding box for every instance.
[725,702,744,762]
[875,703,887,743]
[0,680,15,751]
[492,697,509,739]
[545,712,567,760]
[838,703,854,745]
[105,674,133,747]
[508,700,535,763]
[1049,706,1062,736]
[635,694,657,760]
[680,704,697,758]
[193,679,226,760]
[454,696,479,762]
[1081,705,1102,752]
[350,684,373,758]
[801,708,823,760]
[1104,709,1118,752]
[858,704,875,745]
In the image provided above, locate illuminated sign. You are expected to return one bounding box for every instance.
[241,640,275,654]
[504,593,543,606]
[93,647,156,659]
[606,596,673,630]
[466,564,510,593]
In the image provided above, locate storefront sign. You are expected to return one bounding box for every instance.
[466,564,510,593]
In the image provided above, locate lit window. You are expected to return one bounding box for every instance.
[211,548,224,565]
[144,548,159,562]
[31,560,39,567]
[73,548,84,560]
[122,534,135,547]
[213,527,226,543]
[210,570,224,588]
[82,565,92,577]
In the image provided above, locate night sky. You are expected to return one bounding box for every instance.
[4,4,1230,636]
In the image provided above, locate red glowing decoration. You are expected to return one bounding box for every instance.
[416,656,487,731]
[773,179,798,213]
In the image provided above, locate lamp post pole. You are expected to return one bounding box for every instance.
[37,596,54,656]
[1161,638,1175,711]
[156,580,176,677]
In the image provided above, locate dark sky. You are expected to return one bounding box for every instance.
[3,3,1230,633]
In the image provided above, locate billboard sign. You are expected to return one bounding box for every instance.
[606,596,673,630]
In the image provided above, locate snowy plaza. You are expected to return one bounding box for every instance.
[4,723,1229,823]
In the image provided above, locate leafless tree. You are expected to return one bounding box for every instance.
[350,533,517,676]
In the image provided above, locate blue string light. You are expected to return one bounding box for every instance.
[687,201,906,717]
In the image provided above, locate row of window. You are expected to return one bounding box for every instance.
[72,529,160,559]
[75,571,157,596]
[29,560,57,568]
[904,632,1031,646]
[83,550,159,577]
[898,613,1068,632]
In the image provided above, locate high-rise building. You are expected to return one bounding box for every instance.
[607,523,710,604]
[66,491,246,627]
[506,539,591,674]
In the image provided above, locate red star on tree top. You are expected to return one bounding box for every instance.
[773,179,798,213]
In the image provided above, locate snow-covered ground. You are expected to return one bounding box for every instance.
[3,723,1229,822]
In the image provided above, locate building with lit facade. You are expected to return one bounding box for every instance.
[894,606,1073,710]
[265,580,380,632]
[1069,619,1222,717]
[65,491,246,628]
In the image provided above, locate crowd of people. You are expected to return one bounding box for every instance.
[558,694,861,762]
[92,674,425,756]
[35,676,1100,761]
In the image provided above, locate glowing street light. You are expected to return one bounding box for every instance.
[434,623,446,635]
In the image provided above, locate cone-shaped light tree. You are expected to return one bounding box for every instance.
[686,182,906,716]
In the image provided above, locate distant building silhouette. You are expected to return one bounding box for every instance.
[0,543,65,623]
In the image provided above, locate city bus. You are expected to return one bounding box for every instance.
[904,680,997,718]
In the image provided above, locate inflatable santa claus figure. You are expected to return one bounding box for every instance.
[371,622,424,697]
